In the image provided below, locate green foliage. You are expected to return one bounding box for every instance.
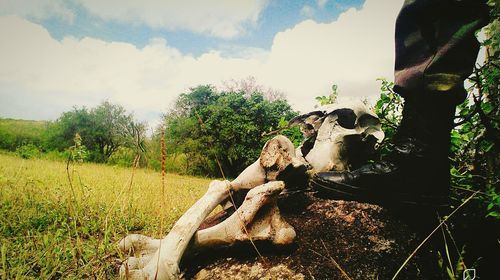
[373,78,403,156]
[161,85,299,177]
[46,101,146,163]
[449,2,500,218]
[0,118,48,151]
[143,133,190,174]
[277,117,303,147]
[15,144,41,159]
[315,84,338,106]
[67,133,88,163]
[484,0,499,57]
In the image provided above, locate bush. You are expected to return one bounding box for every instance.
[107,147,136,167]
[16,144,41,159]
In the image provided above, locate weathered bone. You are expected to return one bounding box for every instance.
[224,135,308,210]
[190,181,295,251]
[292,101,384,172]
[119,179,230,280]
[119,181,290,280]
[230,135,305,190]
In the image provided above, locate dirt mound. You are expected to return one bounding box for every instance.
[181,193,439,279]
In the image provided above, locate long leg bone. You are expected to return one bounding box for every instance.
[119,181,290,280]
[119,179,230,280]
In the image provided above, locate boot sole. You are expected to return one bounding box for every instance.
[310,176,450,208]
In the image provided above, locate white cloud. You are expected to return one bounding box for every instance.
[259,0,404,110]
[0,0,405,126]
[0,0,74,23]
[300,5,315,18]
[76,0,269,39]
[0,15,265,123]
[317,0,328,8]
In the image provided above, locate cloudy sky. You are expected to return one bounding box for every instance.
[0,0,405,126]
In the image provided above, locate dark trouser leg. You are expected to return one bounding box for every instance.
[393,0,490,104]
[391,0,490,195]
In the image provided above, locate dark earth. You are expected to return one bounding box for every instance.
[180,192,447,280]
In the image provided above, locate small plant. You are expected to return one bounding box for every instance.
[67,133,88,163]
[315,84,339,106]
[373,78,403,157]
[16,143,41,159]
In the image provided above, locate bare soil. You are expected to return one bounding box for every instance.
[181,193,442,279]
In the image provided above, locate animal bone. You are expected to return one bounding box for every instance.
[230,135,307,191]
[190,181,295,252]
[291,101,384,173]
[119,181,291,280]
[119,179,230,280]
[223,135,308,210]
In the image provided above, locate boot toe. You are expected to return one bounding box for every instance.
[310,172,359,200]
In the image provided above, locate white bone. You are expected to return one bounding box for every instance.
[230,135,303,190]
[190,181,295,251]
[119,181,292,280]
[295,100,384,172]
[119,179,230,280]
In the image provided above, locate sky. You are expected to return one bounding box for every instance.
[0,0,406,127]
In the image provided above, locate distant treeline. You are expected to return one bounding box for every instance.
[0,118,48,151]
[0,101,146,163]
[0,84,302,178]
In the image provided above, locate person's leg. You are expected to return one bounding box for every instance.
[311,0,490,207]
[394,0,490,103]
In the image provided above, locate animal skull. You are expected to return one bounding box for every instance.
[290,100,384,173]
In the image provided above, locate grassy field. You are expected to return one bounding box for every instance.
[0,153,213,279]
[0,119,48,151]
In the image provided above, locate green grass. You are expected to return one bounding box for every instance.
[0,118,49,151]
[0,153,213,279]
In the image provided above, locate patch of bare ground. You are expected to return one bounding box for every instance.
[182,193,441,279]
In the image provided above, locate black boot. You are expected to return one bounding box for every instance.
[310,95,456,208]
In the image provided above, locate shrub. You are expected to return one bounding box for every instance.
[16,144,41,159]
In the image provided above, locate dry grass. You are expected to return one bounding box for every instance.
[0,153,212,279]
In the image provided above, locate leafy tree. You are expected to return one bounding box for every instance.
[16,144,41,159]
[162,85,299,177]
[47,101,145,162]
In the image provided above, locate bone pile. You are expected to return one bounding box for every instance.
[118,100,384,279]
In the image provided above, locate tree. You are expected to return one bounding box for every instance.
[162,85,300,177]
[47,101,145,162]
